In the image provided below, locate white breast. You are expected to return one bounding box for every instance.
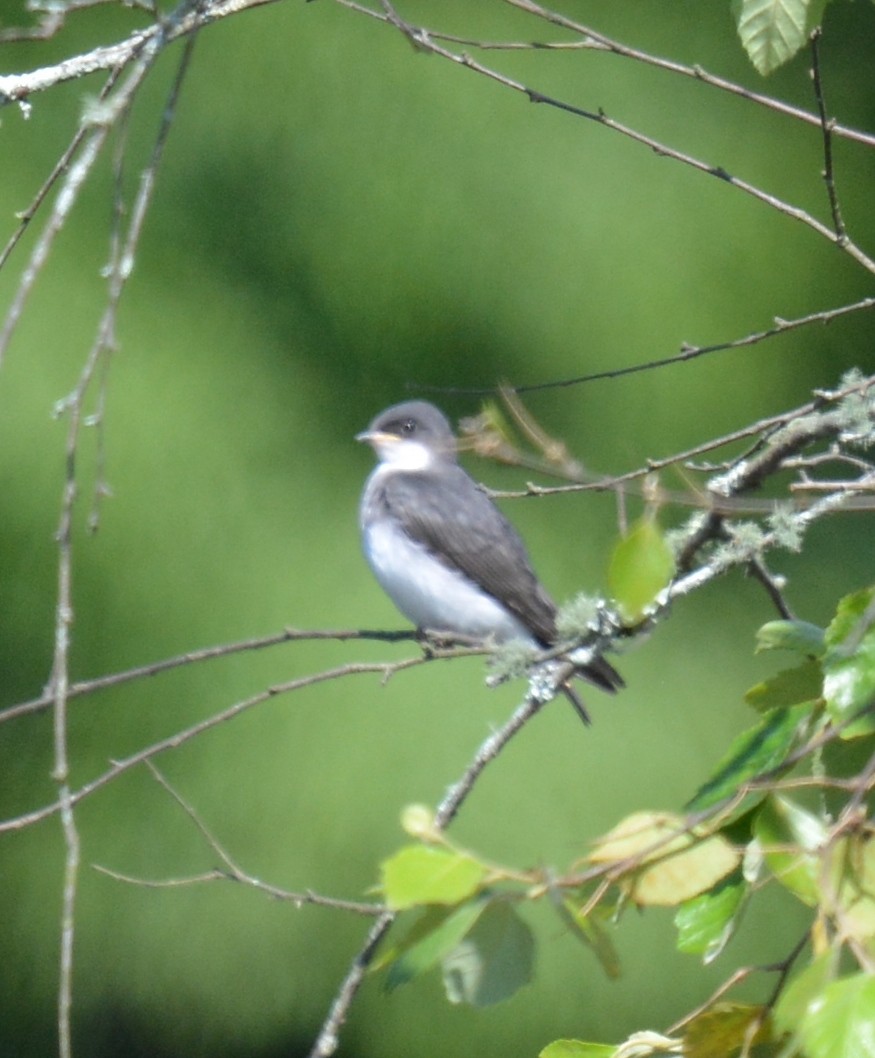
[362,516,532,643]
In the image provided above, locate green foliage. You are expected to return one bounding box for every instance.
[442,901,535,1007]
[732,0,831,74]
[674,871,747,961]
[823,586,875,737]
[607,516,676,623]
[2,1,875,1056]
[588,811,740,907]
[685,702,815,820]
[755,620,826,657]
[380,845,487,910]
[780,972,875,1058]
[744,660,823,712]
[539,1042,616,1058]
[373,587,875,1056]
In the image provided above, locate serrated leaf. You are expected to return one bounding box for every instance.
[796,972,875,1058]
[686,704,814,819]
[441,901,534,1007]
[731,0,811,75]
[823,587,875,738]
[380,898,488,992]
[745,659,823,712]
[539,1042,615,1058]
[380,845,486,910]
[557,899,621,979]
[754,795,827,905]
[608,516,675,622]
[589,811,739,907]
[683,1002,772,1058]
[674,870,747,961]
[755,619,826,657]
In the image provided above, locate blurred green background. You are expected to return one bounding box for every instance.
[1,1,874,1055]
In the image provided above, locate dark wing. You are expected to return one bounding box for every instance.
[376,465,558,644]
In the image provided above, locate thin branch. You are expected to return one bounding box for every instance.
[0,67,124,273]
[338,3,875,277]
[488,371,874,499]
[94,863,382,913]
[497,0,875,150]
[0,0,276,103]
[0,0,143,44]
[0,49,160,364]
[307,688,547,1057]
[509,297,875,395]
[810,29,846,243]
[0,655,445,835]
[93,762,383,915]
[307,911,396,1058]
[0,626,420,726]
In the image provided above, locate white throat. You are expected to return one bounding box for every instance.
[375,438,435,472]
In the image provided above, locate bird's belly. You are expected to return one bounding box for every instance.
[363,520,532,642]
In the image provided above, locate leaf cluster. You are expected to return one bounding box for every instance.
[374,586,875,1058]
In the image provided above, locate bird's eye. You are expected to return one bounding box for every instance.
[400,418,417,436]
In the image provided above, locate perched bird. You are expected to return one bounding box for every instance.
[357,400,623,722]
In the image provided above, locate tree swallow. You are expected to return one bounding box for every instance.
[357,400,623,722]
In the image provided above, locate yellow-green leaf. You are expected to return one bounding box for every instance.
[380,845,486,910]
[608,517,675,622]
[745,659,823,712]
[539,1043,615,1058]
[754,795,827,905]
[774,952,836,1039]
[557,899,621,979]
[826,836,875,941]
[756,619,826,657]
[796,972,875,1058]
[589,811,739,907]
[823,586,875,738]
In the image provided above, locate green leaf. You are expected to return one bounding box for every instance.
[686,704,814,819]
[796,972,875,1058]
[827,836,875,941]
[823,586,875,738]
[441,901,534,1007]
[539,1042,615,1058]
[608,516,675,622]
[380,845,487,910]
[773,953,836,1038]
[745,659,823,712]
[674,870,747,961]
[755,619,826,657]
[381,898,488,992]
[754,795,827,905]
[731,0,815,75]
[556,898,621,979]
[589,811,739,906]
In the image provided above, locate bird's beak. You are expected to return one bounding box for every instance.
[356,429,396,446]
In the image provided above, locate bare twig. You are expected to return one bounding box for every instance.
[307,688,547,1057]
[0,655,440,836]
[0,50,159,364]
[810,29,846,243]
[94,763,383,914]
[336,3,875,276]
[0,626,420,726]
